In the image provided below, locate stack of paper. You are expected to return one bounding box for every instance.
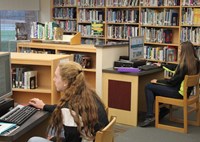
[0,122,17,135]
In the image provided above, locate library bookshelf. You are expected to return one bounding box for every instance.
[17,42,96,89]
[11,52,73,105]
[50,0,200,64]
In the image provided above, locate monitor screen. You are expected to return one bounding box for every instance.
[128,36,144,61]
[0,52,12,101]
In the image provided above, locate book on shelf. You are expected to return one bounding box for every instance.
[91,21,103,36]
[30,76,36,89]
[24,70,38,89]
[193,8,200,25]
[15,23,28,40]
[163,29,173,43]
[171,12,178,26]
[166,46,177,62]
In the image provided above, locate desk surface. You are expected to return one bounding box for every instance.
[103,67,163,76]
[0,110,49,142]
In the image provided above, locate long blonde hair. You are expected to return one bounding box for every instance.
[48,61,101,142]
[178,41,199,75]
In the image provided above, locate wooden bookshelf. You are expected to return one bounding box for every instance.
[17,42,96,89]
[11,52,73,105]
[50,0,200,63]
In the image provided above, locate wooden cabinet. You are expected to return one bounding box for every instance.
[17,42,96,89]
[11,52,73,104]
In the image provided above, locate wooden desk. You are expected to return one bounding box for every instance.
[102,68,163,126]
[0,110,50,142]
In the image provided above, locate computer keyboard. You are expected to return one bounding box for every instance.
[139,64,160,71]
[0,105,38,126]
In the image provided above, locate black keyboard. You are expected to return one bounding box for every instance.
[0,105,38,126]
[139,64,160,71]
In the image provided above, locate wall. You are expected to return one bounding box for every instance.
[0,0,50,23]
[0,0,39,10]
[39,0,51,23]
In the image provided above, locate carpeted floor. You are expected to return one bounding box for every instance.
[114,123,200,142]
[114,117,200,142]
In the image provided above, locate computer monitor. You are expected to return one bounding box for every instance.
[128,36,144,61]
[0,52,12,102]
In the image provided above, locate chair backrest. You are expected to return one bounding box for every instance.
[95,116,117,142]
[183,74,200,101]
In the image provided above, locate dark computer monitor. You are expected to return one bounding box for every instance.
[0,52,12,102]
[128,36,144,61]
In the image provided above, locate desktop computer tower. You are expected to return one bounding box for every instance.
[0,98,14,117]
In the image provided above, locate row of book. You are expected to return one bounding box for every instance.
[53,8,76,19]
[74,54,92,68]
[58,52,93,68]
[12,67,38,89]
[181,27,200,44]
[56,20,77,32]
[78,24,93,37]
[54,0,76,6]
[141,8,179,26]
[79,9,104,22]
[78,24,104,37]
[141,0,180,6]
[107,25,139,39]
[141,28,173,44]
[182,0,200,6]
[30,22,59,40]
[53,0,200,7]
[78,0,105,6]
[81,38,104,44]
[54,0,140,7]
[106,0,139,6]
[19,47,55,54]
[182,8,200,25]
[107,9,139,23]
[144,46,177,62]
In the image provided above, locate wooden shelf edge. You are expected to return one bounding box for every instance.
[12,88,51,93]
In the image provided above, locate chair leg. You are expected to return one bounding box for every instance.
[196,102,200,126]
[183,106,188,133]
[155,100,159,127]
[169,105,173,121]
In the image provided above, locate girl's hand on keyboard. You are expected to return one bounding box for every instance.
[153,63,161,67]
[29,98,45,110]
[151,79,157,84]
